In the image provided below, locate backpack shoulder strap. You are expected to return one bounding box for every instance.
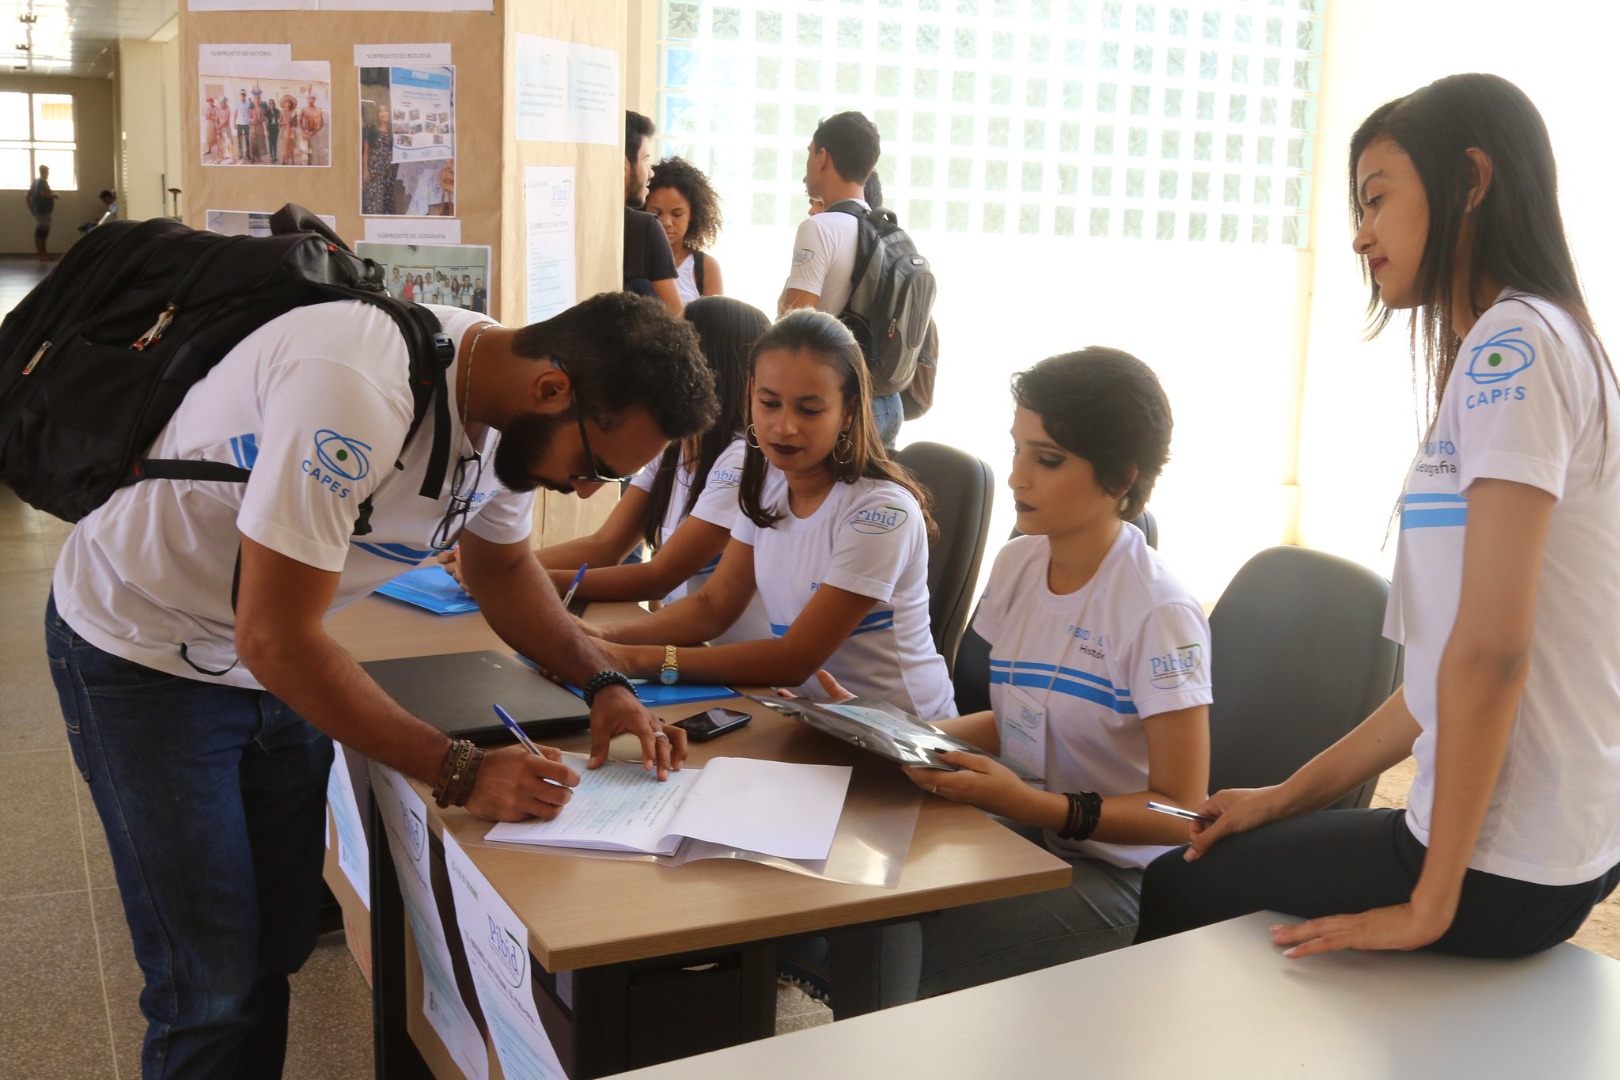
[693,250,705,293]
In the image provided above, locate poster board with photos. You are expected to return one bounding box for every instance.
[179,0,631,550]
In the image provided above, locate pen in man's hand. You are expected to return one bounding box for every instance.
[561,563,588,609]
[493,703,542,756]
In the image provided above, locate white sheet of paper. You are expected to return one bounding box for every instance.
[514,34,568,143]
[191,1,489,9]
[443,831,567,1080]
[370,765,488,1080]
[364,219,461,244]
[668,757,851,862]
[564,42,619,146]
[486,756,697,854]
[523,166,575,323]
[325,751,370,908]
[485,756,852,862]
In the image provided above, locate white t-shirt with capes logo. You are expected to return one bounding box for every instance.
[1386,291,1620,886]
[53,302,531,689]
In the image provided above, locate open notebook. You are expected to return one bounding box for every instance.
[483,754,851,861]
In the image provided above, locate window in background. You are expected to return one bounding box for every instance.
[655,0,1325,602]
[0,92,77,190]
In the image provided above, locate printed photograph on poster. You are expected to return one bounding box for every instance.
[206,209,338,236]
[355,241,490,313]
[360,63,456,217]
[190,2,491,10]
[199,54,332,167]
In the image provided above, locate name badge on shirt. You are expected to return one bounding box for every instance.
[999,683,1048,789]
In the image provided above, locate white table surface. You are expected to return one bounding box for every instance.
[618,911,1620,1079]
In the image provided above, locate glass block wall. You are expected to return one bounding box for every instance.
[656,0,1323,248]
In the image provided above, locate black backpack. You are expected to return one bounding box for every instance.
[0,204,455,531]
[826,200,937,397]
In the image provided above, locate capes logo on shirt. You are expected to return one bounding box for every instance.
[850,505,908,534]
[793,248,813,264]
[302,429,372,500]
[1149,643,1203,689]
[1463,326,1534,400]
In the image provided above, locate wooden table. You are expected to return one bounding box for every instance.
[614,910,1620,1079]
[324,595,1070,1077]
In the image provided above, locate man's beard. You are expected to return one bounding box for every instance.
[492,410,574,494]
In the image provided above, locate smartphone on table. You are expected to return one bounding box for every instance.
[673,706,752,742]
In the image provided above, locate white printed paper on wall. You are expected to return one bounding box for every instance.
[524,166,575,324]
[325,752,370,909]
[514,35,619,145]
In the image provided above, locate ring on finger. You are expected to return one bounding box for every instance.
[653,730,670,742]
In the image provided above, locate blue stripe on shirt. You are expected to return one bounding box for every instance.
[353,542,425,566]
[1400,492,1468,531]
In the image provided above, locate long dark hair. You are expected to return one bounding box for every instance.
[1349,74,1612,429]
[642,296,768,551]
[738,310,934,537]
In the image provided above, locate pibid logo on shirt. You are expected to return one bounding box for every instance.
[850,505,908,534]
[709,466,742,489]
[302,429,372,499]
[1149,643,1203,689]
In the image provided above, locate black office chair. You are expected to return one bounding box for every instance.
[1206,545,1403,810]
[952,510,1158,716]
[893,441,994,671]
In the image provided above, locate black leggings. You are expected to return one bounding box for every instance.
[1135,808,1620,958]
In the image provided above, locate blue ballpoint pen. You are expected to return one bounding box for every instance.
[493,703,542,756]
[561,563,588,608]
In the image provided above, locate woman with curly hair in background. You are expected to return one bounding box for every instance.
[646,155,726,303]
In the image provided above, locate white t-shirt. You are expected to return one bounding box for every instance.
[673,254,700,305]
[1386,291,1620,887]
[626,436,769,643]
[53,302,532,690]
[782,200,867,315]
[731,471,955,719]
[974,527,1212,869]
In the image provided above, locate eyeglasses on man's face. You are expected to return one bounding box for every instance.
[555,360,639,485]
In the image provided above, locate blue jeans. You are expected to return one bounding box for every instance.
[872,391,902,449]
[45,593,334,1080]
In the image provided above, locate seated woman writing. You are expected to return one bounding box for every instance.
[589,309,954,720]
[530,297,772,643]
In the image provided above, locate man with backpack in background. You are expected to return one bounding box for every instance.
[24,163,59,260]
[779,112,935,447]
[35,278,716,1077]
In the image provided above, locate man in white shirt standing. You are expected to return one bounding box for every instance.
[777,111,902,446]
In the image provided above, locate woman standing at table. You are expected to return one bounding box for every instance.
[528,296,772,643]
[588,310,954,720]
[1137,73,1620,958]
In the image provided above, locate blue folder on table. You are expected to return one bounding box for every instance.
[511,654,738,705]
[376,565,478,616]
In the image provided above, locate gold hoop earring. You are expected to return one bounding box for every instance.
[746,423,761,449]
[832,430,854,465]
